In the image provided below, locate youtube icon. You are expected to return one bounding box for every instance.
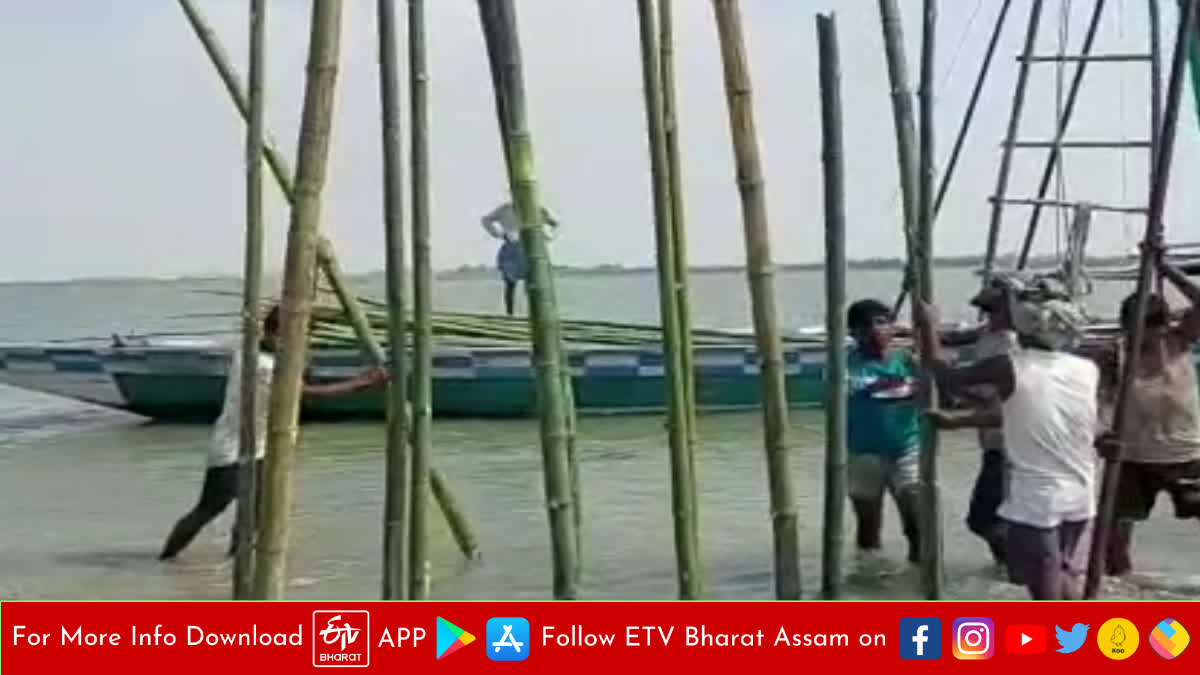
[1005,625,1047,654]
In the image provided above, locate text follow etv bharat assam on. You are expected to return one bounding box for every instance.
[540,625,888,648]
[11,625,305,648]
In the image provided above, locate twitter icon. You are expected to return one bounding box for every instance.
[1056,624,1089,654]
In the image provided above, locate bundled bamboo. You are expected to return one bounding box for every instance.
[816,10,847,600]
[253,0,344,601]
[407,0,435,601]
[476,0,579,600]
[710,0,801,600]
[915,0,944,601]
[232,0,267,601]
[659,0,701,571]
[375,0,411,601]
[637,0,701,600]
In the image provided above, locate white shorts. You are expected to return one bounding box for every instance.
[847,451,919,500]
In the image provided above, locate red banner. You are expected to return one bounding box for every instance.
[1,601,1194,672]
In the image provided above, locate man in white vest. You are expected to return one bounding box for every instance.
[480,201,559,316]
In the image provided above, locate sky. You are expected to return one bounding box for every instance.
[1,0,1197,282]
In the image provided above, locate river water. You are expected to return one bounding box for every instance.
[1,267,1197,600]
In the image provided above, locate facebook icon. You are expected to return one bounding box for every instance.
[898,617,942,660]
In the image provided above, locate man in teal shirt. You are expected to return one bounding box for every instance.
[845,299,922,563]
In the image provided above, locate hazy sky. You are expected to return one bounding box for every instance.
[2,0,1197,282]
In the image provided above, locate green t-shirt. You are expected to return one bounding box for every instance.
[846,347,921,456]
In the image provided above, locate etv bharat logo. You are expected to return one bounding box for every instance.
[312,611,370,668]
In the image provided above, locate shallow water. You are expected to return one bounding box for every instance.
[0,268,1196,600]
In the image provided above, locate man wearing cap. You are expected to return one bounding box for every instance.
[918,278,1102,600]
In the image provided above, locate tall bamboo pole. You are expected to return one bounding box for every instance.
[711,0,801,600]
[658,0,700,566]
[375,0,411,601]
[816,11,847,601]
[407,0,434,601]
[477,5,583,586]
[1151,0,1164,299]
[1180,0,1200,129]
[1086,0,1197,599]
[915,0,944,600]
[252,0,344,600]
[232,0,267,601]
[878,0,920,314]
[892,0,1013,314]
[175,0,478,562]
[637,0,701,600]
[476,0,579,600]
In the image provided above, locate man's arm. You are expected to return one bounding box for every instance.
[540,206,559,229]
[914,301,1015,400]
[302,366,388,399]
[1158,259,1200,343]
[480,205,506,239]
[928,406,1002,430]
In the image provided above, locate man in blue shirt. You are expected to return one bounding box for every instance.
[845,299,922,563]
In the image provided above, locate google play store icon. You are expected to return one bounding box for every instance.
[436,617,476,660]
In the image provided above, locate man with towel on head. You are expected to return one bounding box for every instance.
[918,275,1103,600]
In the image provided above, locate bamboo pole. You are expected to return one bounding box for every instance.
[174,0,478,563]
[636,0,701,600]
[915,0,944,600]
[252,0,344,600]
[476,0,579,600]
[1180,0,1200,131]
[711,0,802,600]
[319,239,479,561]
[891,0,1013,314]
[407,0,434,601]
[232,0,267,601]
[659,0,701,568]
[477,4,583,587]
[1085,0,1197,599]
[816,11,847,601]
[375,0,411,601]
[878,0,921,317]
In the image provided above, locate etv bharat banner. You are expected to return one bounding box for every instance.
[1,601,1194,672]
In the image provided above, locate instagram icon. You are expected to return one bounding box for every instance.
[952,618,994,660]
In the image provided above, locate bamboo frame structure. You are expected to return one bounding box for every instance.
[915,0,943,600]
[711,0,801,600]
[407,0,435,601]
[1014,0,1109,270]
[375,0,411,601]
[816,10,847,601]
[1085,0,1197,599]
[476,0,579,600]
[232,0,266,601]
[252,0,344,600]
[636,0,701,600]
[175,0,478,564]
[658,0,701,574]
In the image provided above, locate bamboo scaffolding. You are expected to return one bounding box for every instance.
[711,0,801,600]
[375,0,411,601]
[252,0,344,600]
[476,0,579,600]
[816,10,847,600]
[1014,0,1108,270]
[1085,0,1197,600]
[232,0,266,601]
[892,0,1013,314]
[636,0,701,600]
[407,0,434,601]
[175,0,478,563]
[658,0,701,577]
[915,0,944,600]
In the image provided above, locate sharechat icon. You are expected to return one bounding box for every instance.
[1150,619,1190,660]
[1055,623,1088,654]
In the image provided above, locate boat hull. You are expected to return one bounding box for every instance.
[0,343,832,422]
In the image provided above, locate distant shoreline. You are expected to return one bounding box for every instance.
[0,253,1138,286]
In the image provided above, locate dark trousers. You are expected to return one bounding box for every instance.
[1004,519,1090,600]
[159,459,263,560]
[503,279,518,316]
[966,449,1009,566]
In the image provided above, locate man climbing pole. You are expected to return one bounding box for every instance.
[480,200,559,316]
